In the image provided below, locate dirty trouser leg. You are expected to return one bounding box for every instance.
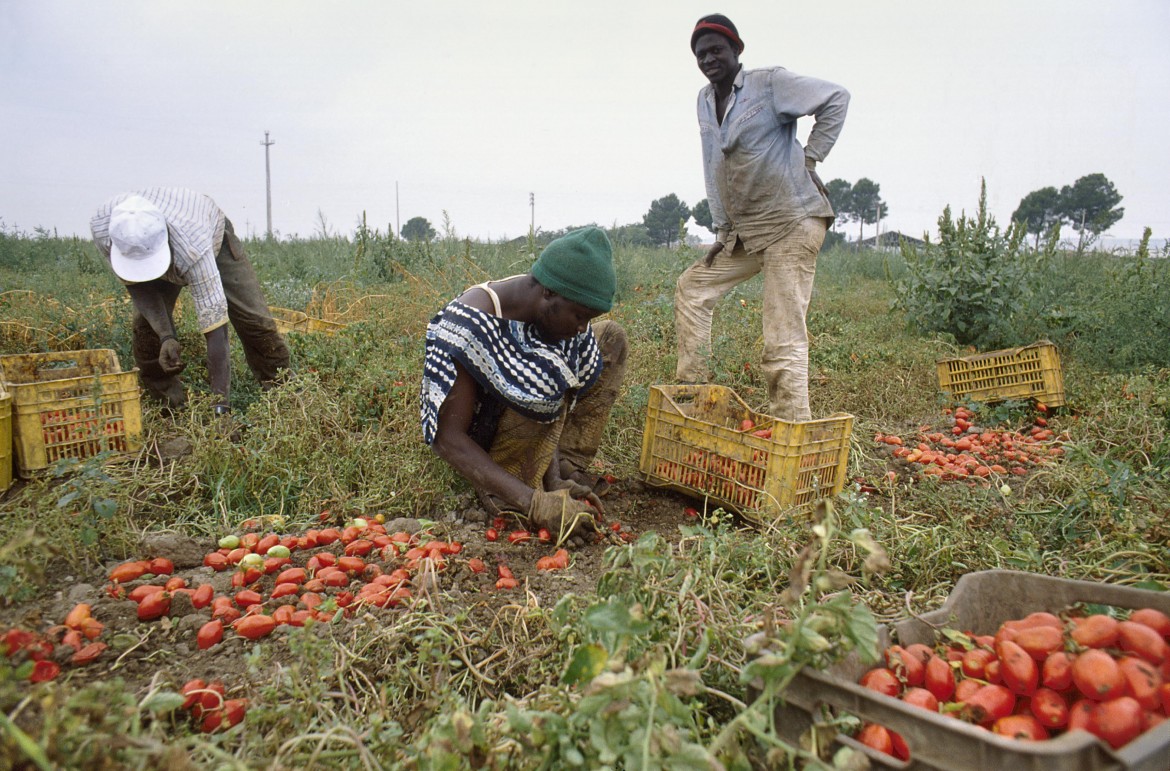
[216,220,290,387]
[132,283,186,408]
[761,218,826,422]
[674,242,762,383]
[558,320,628,477]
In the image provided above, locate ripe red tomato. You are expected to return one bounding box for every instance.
[197,620,224,650]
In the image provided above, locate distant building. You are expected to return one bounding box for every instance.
[858,230,927,250]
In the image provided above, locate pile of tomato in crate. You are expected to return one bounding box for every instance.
[854,605,1170,760]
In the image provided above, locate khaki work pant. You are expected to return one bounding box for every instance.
[674,217,826,422]
[133,220,291,406]
[485,320,628,493]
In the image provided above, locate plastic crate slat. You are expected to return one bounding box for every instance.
[638,385,852,519]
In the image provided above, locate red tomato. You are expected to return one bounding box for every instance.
[222,698,247,729]
[993,714,1049,741]
[962,684,1017,725]
[29,660,61,683]
[856,723,894,756]
[197,620,224,650]
[485,528,499,542]
[109,560,149,583]
[885,645,926,687]
[234,614,277,640]
[1030,687,1070,728]
[147,557,174,575]
[1128,608,1170,638]
[234,590,263,608]
[70,642,108,666]
[181,679,207,710]
[467,558,487,574]
[1070,615,1120,649]
[203,552,229,571]
[1042,651,1075,691]
[997,639,1039,696]
[900,687,939,712]
[859,667,901,698]
[924,655,956,702]
[137,591,171,621]
[1117,656,1162,711]
[1087,696,1144,749]
[1117,620,1169,665]
[64,603,92,630]
[1072,650,1125,701]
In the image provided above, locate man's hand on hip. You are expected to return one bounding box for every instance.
[704,241,725,267]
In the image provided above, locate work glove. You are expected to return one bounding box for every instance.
[547,477,605,515]
[526,489,597,544]
[159,336,186,375]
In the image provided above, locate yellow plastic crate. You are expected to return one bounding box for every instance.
[0,387,12,492]
[937,341,1065,408]
[0,350,143,477]
[638,384,853,521]
[268,306,347,337]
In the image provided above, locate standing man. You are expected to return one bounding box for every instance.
[675,14,849,422]
[421,227,628,543]
[91,188,290,413]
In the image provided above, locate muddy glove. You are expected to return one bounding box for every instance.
[547,477,605,515]
[526,489,597,543]
[159,336,186,375]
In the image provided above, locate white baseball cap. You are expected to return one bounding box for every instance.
[108,195,171,282]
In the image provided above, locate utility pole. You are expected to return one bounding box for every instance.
[396,181,400,240]
[529,192,535,235]
[261,131,275,239]
[874,203,882,248]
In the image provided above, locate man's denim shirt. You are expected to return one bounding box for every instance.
[698,65,849,253]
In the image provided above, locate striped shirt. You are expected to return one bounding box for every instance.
[91,188,230,333]
[420,300,603,446]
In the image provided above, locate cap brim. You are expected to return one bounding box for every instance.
[110,238,171,283]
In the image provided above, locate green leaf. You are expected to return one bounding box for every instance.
[562,643,608,686]
[56,490,80,508]
[583,601,651,636]
[847,604,880,664]
[92,498,117,519]
[139,690,187,715]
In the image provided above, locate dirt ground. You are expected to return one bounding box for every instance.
[0,477,706,703]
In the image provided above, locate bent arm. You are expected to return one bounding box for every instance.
[770,69,850,163]
[205,325,230,404]
[431,362,534,512]
[126,283,176,339]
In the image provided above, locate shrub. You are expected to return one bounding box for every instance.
[894,180,1048,349]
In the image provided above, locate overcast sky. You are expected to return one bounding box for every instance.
[2,1,1167,245]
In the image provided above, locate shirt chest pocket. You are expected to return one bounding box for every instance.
[724,102,772,156]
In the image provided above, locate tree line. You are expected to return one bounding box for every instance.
[393,171,1123,251]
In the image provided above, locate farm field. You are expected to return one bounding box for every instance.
[0,227,1168,769]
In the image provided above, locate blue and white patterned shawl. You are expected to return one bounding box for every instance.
[420,300,603,446]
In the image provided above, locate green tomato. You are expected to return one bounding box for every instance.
[218,535,240,550]
[239,553,264,569]
[266,544,291,559]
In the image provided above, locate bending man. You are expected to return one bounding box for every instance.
[91,188,290,413]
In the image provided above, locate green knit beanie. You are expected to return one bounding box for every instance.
[531,227,615,312]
